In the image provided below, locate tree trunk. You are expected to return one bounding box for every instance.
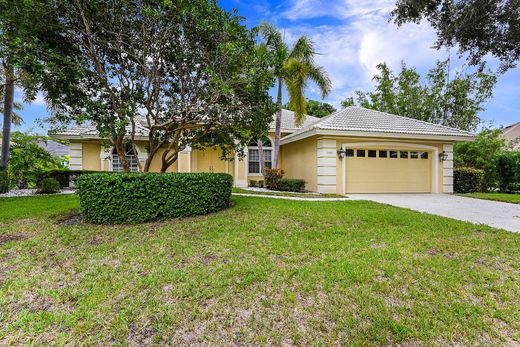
[272,78,283,168]
[115,136,131,172]
[1,62,14,169]
[257,138,265,175]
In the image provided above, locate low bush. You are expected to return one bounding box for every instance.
[454,167,484,193]
[495,151,520,193]
[37,177,61,194]
[249,180,257,187]
[278,178,306,192]
[77,172,233,224]
[264,168,284,189]
[38,169,99,188]
[0,167,8,193]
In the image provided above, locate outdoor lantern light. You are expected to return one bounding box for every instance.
[439,151,448,161]
[337,148,346,159]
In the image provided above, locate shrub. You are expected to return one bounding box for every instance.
[249,180,257,187]
[37,169,99,188]
[278,178,306,192]
[37,177,61,194]
[0,167,8,193]
[454,167,484,193]
[495,151,520,193]
[263,168,284,190]
[77,172,233,224]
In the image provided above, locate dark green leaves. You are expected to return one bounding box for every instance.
[77,172,233,224]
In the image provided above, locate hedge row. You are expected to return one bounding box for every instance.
[38,169,99,188]
[77,172,233,224]
[454,167,484,193]
[278,178,306,192]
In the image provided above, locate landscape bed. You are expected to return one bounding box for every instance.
[0,194,518,345]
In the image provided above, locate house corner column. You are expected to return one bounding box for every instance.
[317,139,337,194]
[69,142,83,170]
[442,144,454,193]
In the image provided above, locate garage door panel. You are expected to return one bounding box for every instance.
[346,152,431,193]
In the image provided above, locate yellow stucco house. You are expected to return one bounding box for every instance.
[52,106,475,194]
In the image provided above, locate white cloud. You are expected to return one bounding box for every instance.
[276,0,447,107]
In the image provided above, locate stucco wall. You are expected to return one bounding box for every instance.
[279,137,317,192]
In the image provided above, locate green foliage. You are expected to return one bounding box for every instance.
[248,180,258,188]
[77,173,233,224]
[454,167,484,193]
[263,168,284,190]
[285,99,336,118]
[278,178,306,192]
[392,0,520,72]
[36,178,61,194]
[342,60,496,131]
[37,169,99,188]
[259,22,331,167]
[0,166,8,193]
[494,151,520,193]
[454,129,506,191]
[8,132,65,189]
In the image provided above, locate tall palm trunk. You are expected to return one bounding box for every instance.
[272,78,283,168]
[1,62,14,169]
[257,138,265,175]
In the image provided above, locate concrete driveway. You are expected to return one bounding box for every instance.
[347,194,520,233]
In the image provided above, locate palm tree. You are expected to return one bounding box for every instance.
[258,23,331,168]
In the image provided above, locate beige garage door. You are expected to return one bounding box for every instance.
[345,148,432,193]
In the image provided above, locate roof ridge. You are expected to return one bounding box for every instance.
[345,106,474,135]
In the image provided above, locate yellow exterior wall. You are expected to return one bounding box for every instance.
[279,137,317,192]
[82,142,101,171]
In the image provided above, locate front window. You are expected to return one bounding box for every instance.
[248,138,273,174]
[112,144,139,172]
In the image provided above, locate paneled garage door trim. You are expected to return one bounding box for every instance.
[341,142,439,194]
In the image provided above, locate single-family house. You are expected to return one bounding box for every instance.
[51,106,475,194]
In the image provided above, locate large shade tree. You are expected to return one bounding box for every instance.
[0,0,50,192]
[392,0,520,73]
[18,0,274,173]
[258,23,331,168]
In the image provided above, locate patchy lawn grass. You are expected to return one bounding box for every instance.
[0,194,519,345]
[462,192,520,205]
[232,187,345,199]
[0,194,79,222]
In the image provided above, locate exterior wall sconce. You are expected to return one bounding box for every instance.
[439,150,448,161]
[337,148,346,159]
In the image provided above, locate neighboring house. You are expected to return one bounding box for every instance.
[51,106,475,194]
[502,122,520,150]
[38,139,70,167]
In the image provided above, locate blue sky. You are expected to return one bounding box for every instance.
[10,0,520,134]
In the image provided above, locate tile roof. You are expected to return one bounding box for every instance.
[53,117,150,138]
[54,110,319,138]
[282,106,475,142]
[271,109,320,131]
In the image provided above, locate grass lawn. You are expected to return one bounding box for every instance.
[232,187,345,199]
[0,195,519,345]
[462,192,520,205]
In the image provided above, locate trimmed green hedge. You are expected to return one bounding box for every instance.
[38,169,99,188]
[37,177,61,194]
[77,172,233,224]
[454,167,484,193]
[495,151,520,193]
[278,178,306,192]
